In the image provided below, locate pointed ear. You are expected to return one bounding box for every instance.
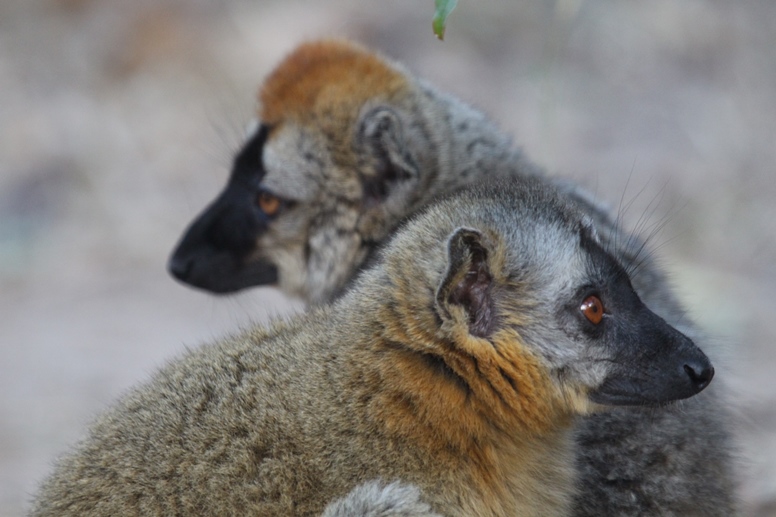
[357,106,420,206]
[436,228,496,338]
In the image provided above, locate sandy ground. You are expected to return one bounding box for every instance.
[1,0,774,515]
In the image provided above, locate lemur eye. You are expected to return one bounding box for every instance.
[257,191,282,216]
[580,295,605,325]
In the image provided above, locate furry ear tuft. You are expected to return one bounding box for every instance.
[357,107,419,206]
[436,228,495,338]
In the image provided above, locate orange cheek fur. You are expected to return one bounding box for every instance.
[374,244,577,445]
[375,295,574,449]
[368,317,576,512]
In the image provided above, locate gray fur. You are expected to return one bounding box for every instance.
[322,481,443,517]
[169,41,738,515]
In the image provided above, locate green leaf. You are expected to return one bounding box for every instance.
[432,0,458,40]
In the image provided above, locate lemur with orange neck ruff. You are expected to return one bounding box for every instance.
[34,178,715,516]
[169,40,738,515]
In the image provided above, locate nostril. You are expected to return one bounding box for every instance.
[168,255,193,281]
[683,362,715,391]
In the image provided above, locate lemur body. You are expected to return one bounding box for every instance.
[33,179,714,516]
[168,41,738,515]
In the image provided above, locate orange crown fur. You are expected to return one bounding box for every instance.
[259,40,409,128]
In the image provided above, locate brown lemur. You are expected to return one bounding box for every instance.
[32,177,715,516]
[168,40,738,516]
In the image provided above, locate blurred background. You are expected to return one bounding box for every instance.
[1,0,774,515]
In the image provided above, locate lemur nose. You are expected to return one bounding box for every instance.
[683,361,715,391]
[168,255,193,281]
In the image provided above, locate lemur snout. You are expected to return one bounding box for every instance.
[683,360,714,392]
[167,255,193,282]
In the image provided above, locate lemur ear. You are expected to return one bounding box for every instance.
[357,106,420,206]
[436,227,495,338]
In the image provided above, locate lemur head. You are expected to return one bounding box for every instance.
[367,177,714,423]
[169,40,429,302]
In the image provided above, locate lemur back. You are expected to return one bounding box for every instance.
[168,40,738,515]
[33,178,716,516]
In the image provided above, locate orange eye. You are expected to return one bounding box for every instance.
[257,191,281,216]
[580,295,604,325]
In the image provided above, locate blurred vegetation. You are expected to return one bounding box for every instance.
[432,0,458,40]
